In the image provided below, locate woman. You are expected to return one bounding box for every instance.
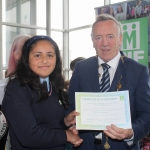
[117,4,124,13]
[2,35,82,150]
[7,34,31,76]
[0,34,31,150]
[109,7,115,17]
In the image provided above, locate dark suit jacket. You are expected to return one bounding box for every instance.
[67,54,150,150]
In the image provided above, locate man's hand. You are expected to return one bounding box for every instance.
[104,124,133,140]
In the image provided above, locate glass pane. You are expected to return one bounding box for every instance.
[2,25,46,68]
[51,0,63,29]
[3,70,6,79]
[3,0,46,27]
[111,0,124,4]
[69,0,104,28]
[51,31,63,57]
[69,28,96,66]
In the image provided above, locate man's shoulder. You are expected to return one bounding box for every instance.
[122,57,148,73]
[124,56,146,67]
[75,56,98,69]
[78,56,97,64]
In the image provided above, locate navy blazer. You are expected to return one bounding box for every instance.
[2,79,68,150]
[67,54,150,150]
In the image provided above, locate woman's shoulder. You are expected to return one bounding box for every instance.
[6,78,31,95]
[7,78,20,87]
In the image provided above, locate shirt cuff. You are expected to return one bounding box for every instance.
[124,130,134,146]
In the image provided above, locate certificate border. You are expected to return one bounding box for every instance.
[75,90,131,130]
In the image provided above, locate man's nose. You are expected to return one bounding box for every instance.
[102,37,108,46]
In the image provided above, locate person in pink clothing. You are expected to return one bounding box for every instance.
[7,34,31,76]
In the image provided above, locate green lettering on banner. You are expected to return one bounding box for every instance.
[123,24,136,49]
[121,18,148,66]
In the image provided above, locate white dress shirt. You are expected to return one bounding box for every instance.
[98,52,121,85]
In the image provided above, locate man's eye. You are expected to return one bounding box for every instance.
[108,35,113,39]
[95,36,101,40]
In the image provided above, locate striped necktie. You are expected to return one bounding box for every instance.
[99,63,110,92]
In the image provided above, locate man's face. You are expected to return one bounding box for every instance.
[92,20,122,62]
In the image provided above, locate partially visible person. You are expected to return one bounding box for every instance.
[0,34,31,104]
[66,14,150,150]
[117,4,124,13]
[0,34,31,150]
[7,34,31,76]
[109,7,115,17]
[64,80,70,92]
[2,35,83,150]
[99,7,105,15]
[131,6,135,19]
[135,0,142,18]
[70,57,85,73]
[65,57,85,150]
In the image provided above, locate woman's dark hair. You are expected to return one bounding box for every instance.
[117,4,124,13]
[9,35,68,109]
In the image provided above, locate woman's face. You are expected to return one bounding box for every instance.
[110,8,114,14]
[118,6,122,12]
[28,40,56,78]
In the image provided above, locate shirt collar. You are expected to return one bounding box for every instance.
[39,77,50,91]
[39,77,49,84]
[98,52,121,69]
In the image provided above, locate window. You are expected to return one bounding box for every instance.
[51,0,63,29]
[111,0,124,4]
[69,0,104,28]
[2,25,46,68]
[3,0,46,27]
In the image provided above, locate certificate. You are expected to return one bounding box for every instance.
[75,90,131,130]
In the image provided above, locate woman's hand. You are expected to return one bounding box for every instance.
[66,130,83,147]
[64,111,79,127]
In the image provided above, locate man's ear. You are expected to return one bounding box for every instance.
[119,35,123,46]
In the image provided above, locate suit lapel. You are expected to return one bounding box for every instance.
[88,56,100,92]
[109,56,127,92]
[88,54,128,92]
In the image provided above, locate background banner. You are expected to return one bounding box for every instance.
[121,17,148,66]
[95,0,150,66]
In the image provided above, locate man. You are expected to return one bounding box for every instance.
[135,0,142,18]
[66,14,150,150]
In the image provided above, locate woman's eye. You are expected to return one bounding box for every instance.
[48,54,53,57]
[35,54,40,57]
